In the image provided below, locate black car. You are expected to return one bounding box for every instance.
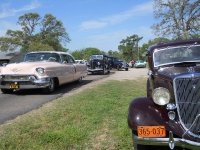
[87,54,110,75]
[108,56,129,71]
[128,39,200,150]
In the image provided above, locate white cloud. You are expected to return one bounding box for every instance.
[79,1,154,30]
[102,1,153,24]
[0,0,40,18]
[135,26,156,45]
[79,21,107,31]
[86,30,130,43]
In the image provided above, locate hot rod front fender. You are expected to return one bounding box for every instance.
[128,97,170,131]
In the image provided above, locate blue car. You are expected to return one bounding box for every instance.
[134,60,146,68]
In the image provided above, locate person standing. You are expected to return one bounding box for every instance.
[131,60,134,68]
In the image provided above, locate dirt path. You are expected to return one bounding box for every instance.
[62,68,148,97]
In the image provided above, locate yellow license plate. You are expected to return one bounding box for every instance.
[10,84,19,89]
[137,126,166,137]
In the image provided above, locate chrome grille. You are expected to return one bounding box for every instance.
[174,77,200,138]
[3,75,30,81]
[90,61,100,69]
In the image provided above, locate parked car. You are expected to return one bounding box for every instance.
[128,39,200,150]
[108,56,129,71]
[87,54,110,74]
[134,60,146,68]
[0,51,87,94]
[75,60,87,65]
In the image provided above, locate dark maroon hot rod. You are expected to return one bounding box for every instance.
[128,39,200,150]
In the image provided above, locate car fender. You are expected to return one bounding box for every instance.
[128,97,170,131]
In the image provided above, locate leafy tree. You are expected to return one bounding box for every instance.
[40,14,70,50]
[0,13,70,52]
[107,50,122,59]
[28,42,54,51]
[71,47,105,61]
[84,47,106,61]
[71,49,85,60]
[140,37,171,61]
[118,34,143,61]
[152,0,200,40]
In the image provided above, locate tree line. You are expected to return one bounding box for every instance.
[0,0,200,62]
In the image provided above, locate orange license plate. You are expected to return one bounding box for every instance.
[10,84,19,89]
[137,126,166,137]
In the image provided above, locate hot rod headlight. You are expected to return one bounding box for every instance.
[152,87,170,105]
[36,68,45,75]
[97,62,100,65]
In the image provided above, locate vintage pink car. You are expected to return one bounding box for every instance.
[0,51,87,94]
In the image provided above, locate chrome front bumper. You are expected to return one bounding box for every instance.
[0,78,50,89]
[87,68,103,72]
[133,131,200,150]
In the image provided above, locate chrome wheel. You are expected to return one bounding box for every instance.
[76,76,82,83]
[43,78,55,94]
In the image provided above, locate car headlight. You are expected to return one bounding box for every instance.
[97,62,100,65]
[36,68,45,75]
[152,87,170,105]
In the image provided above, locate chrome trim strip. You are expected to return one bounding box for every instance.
[182,114,200,138]
[0,78,50,89]
[87,68,103,71]
[0,83,50,89]
[133,132,200,150]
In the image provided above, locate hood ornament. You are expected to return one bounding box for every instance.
[189,67,195,73]
[10,68,21,72]
[189,67,196,78]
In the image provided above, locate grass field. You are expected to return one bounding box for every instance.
[0,77,147,150]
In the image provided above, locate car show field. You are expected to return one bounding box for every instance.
[0,68,148,149]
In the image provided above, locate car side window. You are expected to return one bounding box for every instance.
[67,55,75,63]
[60,54,68,63]
[60,54,75,64]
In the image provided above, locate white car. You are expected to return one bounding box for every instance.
[0,51,87,94]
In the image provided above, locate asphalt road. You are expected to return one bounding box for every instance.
[0,71,114,125]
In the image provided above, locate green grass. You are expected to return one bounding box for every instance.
[0,77,147,150]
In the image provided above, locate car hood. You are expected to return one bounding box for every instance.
[90,59,103,62]
[158,66,200,76]
[0,62,61,74]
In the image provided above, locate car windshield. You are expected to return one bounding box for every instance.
[24,53,61,62]
[153,45,200,67]
[136,60,144,63]
[89,55,103,60]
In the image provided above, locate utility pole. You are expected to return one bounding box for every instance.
[137,41,139,60]
[131,37,142,61]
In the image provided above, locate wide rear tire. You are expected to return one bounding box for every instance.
[42,78,55,94]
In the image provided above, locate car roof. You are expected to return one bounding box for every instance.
[27,51,73,57]
[27,51,70,55]
[90,54,108,57]
[26,51,75,60]
[148,39,200,54]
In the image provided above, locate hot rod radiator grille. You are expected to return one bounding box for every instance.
[175,77,200,138]
[90,61,97,69]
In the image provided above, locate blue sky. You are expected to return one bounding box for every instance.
[0,0,156,53]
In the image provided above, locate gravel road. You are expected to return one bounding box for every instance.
[62,68,148,98]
